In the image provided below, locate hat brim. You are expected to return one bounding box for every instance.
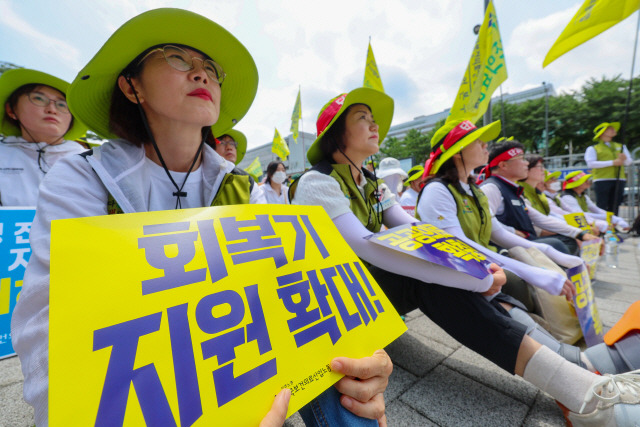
[219,128,247,165]
[0,68,87,140]
[378,167,408,179]
[429,120,501,175]
[544,170,561,182]
[564,173,592,190]
[593,122,620,141]
[307,87,394,165]
[68,8,258,140]
[404,168,424,185]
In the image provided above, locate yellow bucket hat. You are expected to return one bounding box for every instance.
[563,171,592,190]
[404,165,424,186]
[544,170,561,182]
[593,122,620,141]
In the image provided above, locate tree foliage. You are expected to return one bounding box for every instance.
[382,75,640,164]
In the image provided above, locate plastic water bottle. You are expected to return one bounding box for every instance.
[604,230,618,268]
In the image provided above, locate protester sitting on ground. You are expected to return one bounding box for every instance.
[289,87,640,426]
[518,154,600,247]
[416,120,579,313]
[262,160,289,204]
[585,122,632,215]
[377,157,407,196]
[0,68,87,206]
[10,9,391,427]
[398,165,424,207]
[541,169,608,234]
[479,140,597,255]
[561,171,630,232]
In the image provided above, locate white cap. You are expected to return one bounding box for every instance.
[377,157,408,179]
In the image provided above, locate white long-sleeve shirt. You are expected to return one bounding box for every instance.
[560,192,629,229]
[584,143,632,181]
[481,176,582,238]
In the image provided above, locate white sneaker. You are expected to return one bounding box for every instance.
[567,369,640,427]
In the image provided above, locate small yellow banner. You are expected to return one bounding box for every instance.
[564,212,591,230]
[448,0,507,123]
[49,205,406,426]
[363,41,385,92]
[290,88,302,144]
[244,156,263,179]
[272,128,290,160]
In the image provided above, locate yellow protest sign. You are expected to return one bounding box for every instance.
[580,238,601,280]
[49,205,406,426]
[564,212,591,230]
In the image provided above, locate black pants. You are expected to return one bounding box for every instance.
[369,265,528,374]
[594,179,625,215]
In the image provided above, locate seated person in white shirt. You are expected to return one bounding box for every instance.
[479,140,597,255]
[398,164,424,208]
[561,171,630,232]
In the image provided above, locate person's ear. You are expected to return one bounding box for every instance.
[117,75,144,104]
[5,102,17,120]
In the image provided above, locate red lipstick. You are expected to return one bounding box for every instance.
[188,88,213,102]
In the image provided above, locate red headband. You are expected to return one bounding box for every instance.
[316,94,347,136]
[476,147,524,183]
[562,172,587,190]
[422,120,477,177]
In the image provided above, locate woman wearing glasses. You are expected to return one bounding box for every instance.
[11,9,390,427]
[0,69,86,206]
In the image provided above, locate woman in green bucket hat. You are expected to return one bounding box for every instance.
[0,68,87,206]
[290,94,640,425]
[11,9,390,427]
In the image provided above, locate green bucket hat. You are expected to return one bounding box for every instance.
[424,119,501,176]
[563,170,592,190]
[67,8,258,140]
[217,128,247,164]
[0,68,87,140]
[404,165,424,186]
[544,170,561,182]
[593,122,620,141]
[307,87,394,166]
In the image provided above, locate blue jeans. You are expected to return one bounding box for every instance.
[299,386,378,426]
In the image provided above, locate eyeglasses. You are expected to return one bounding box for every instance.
[27,92,70,114]
[218,139,237,148]
[137,45,226,84]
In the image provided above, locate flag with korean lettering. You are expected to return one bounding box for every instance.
[543,0,640,67]
[49,205,406,426]
[0,207,36,359]
[363,41,385,92]
[272,128,290,160]
[448,0,507,123]
[290,88,302,144]
[244,156,263,180]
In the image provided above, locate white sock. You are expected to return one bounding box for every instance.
[522,346,599,414]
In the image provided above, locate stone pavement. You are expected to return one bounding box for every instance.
[1,237,639,427]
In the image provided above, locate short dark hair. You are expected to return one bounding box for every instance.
[108,44,213,146]
[265,161,285,184]
[317,104,361,162]
[5,84,74,134]
[524,153,543,169]
[488,140,525,171]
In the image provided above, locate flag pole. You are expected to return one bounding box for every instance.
[299,85,306,171]
[482,0,491,126]
[613,9,640,213]
[499,84,506,138]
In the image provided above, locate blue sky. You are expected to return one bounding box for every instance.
[1,0,637,149]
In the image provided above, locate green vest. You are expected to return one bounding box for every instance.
[107,169,252,214]
[519,182,550,216]
[562,189,588,211]
[593,141,626,180]
[290,161,383,233]
[416,179,496,252]
[552,194,562,208]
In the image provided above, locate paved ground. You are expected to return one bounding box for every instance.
[2,236,639,426]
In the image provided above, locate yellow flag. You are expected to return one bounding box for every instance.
[448,0,507,123]
[244,156,262,179]
[543,0,640,67]
[290,88,302,144]
[272,128,290,160]
[363,42,385,92]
